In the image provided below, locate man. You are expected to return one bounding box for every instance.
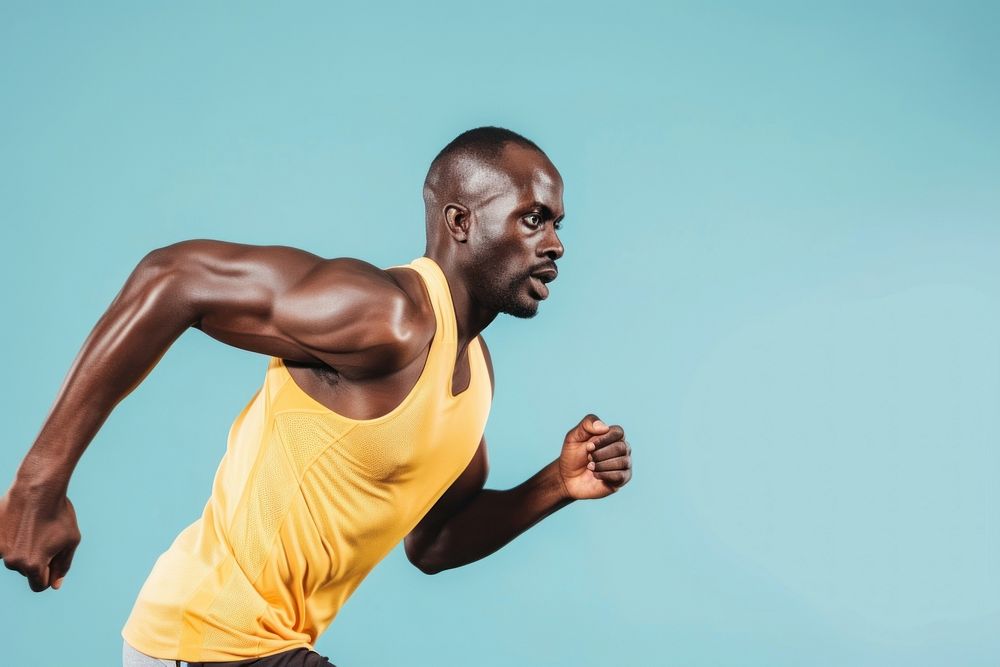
[0,126,633,666]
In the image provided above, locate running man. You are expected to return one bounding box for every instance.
[0,127,633,666]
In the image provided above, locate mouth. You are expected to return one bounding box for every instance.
[526,265,557,301]
[527,275,550,300]
[531,267,558,283]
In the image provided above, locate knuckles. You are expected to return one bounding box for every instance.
[571,416,628,443]
[3,555,37,575]
[592,441,632,463]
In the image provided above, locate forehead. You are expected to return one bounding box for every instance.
[495,144,564,209]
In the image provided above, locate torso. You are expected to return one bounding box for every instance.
[282,265,474,421]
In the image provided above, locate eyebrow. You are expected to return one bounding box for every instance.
[526,201,565,222]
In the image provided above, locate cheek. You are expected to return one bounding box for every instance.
[470,225,530,277]
[471,223,511,258]
[476,235,517,264]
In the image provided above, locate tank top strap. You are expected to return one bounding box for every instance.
[387,256,460,387]
[389,256,458,349]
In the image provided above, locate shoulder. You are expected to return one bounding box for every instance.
[284,257,414,320]
[278,258,436,376]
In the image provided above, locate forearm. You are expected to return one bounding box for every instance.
[415,459,574,574]
[17,251,194,494]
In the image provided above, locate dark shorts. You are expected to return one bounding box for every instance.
[123,640,338,667]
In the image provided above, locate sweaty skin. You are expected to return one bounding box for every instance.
[0,141,632,595]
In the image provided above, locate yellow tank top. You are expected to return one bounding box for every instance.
[121,256,492,662]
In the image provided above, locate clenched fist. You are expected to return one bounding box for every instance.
[558,413,632,500]
[0,482,81,592]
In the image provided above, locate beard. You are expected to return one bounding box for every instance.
[466,254,539,319]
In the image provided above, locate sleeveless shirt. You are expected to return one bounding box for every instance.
[121,256,492,662]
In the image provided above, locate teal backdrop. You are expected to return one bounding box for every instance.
[2,2,998,666]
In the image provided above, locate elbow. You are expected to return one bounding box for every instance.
[138,242,193,278]
[132,244,199,324]
[415,555,464,575]
[405,540,444,575]
[133,245,184,295]
[414,560,441,576]
[407,550,442,575]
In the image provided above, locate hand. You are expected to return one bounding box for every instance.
[0,481,81,592]
[558,414,632,500]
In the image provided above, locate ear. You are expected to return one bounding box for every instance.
[443,203,472,242]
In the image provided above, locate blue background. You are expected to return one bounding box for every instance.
[2,2,998,665]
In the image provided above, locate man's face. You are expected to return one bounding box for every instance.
[466,144,565,319]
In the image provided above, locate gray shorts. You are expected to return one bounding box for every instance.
[122,640,185,667]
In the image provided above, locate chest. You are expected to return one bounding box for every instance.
[283,343,473,422]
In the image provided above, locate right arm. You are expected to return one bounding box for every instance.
[0,239,423,592]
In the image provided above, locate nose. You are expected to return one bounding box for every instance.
[540,226,564,261]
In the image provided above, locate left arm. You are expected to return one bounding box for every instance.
[404,436,574,575]
[403,337,633,575]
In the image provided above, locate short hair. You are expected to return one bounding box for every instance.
[423,126,545,195]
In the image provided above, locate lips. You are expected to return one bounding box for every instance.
[528,275,550,300]
[527,265,557,300]
[531,267,558,282]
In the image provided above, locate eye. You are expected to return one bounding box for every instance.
[523,213,543,228]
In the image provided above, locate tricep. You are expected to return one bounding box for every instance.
[146,239,426,372]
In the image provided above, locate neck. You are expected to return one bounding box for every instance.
[423,250,498,349]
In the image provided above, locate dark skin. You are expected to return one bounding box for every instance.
[0,142,632,593]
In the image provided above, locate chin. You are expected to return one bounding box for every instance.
[503,300,540,319]
[485,277,543,319]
